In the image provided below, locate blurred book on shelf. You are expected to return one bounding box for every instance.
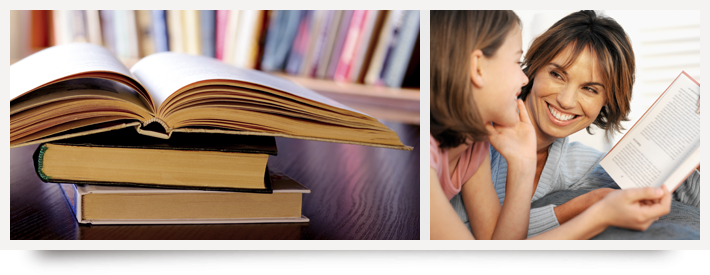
[11,10,420,124]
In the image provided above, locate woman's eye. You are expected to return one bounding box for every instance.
[584,87,598,94]
[550,71,562,79]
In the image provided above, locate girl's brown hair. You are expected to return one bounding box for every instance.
[430,10,521,149]
[520,10,635,139]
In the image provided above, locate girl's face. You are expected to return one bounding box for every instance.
[525,45,608,141]
[473,25,529,127]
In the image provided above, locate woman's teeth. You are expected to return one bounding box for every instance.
[549,105,576,121]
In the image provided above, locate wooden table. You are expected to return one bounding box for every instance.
[10,122,420,240]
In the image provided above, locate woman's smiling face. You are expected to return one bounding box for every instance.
[526,45,608,141]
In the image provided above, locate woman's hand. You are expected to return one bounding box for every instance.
[594,187,671,231]
[486,99,537,167]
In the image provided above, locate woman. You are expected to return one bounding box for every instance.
[450,10,700,239]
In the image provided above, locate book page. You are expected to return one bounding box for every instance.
[10,78,150,115]
[129,52,366,115]
[10,43,134,100]
[600,72,700,189]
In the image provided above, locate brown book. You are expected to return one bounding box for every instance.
[10,43,410,150]
[59,167,310,225]
[33,127,277,192]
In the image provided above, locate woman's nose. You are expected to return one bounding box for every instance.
[556,85,577,109]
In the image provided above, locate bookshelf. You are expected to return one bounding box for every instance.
[10,10,420,125]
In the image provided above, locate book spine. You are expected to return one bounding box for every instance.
[166,10,184,53]
[71,10,88,43]
[222,10,241,63]
[364,10,403,85]
[151,10,169,53]
[99,10,116,55]
[285,11,312,75]
[347,10,380,83]
[135,10,155,57]
[325,10,353,79]
[301,10,333,77]
[382,10,419,88]
[299,10,328,76]
[200,10,216,58]
[30,10,50,48]
[182,10,202,55]
[314,10,343,78]
[85,10,103,46]
[333,10,367,82]
[233,10,260,68]
[215,10,229,60]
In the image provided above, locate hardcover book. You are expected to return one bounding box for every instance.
[33,128,277,192]
[59,167,310,225]
[10,43,410,150]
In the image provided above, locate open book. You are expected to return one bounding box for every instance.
[600,71,699,192]
[10,43,411,150]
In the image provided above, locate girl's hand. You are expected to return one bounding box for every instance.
[485,99,536,166]
[595,187,671,231]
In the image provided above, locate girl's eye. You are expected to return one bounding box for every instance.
[584,87,598,94]
[550,71,562,80]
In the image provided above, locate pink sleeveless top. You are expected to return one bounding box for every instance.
[430,134,490,200]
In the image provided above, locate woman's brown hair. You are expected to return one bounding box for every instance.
[430,10,521,149]
[520,10,635,139]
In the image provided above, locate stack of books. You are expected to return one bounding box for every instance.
[33,128,311,225]
[10,42,411,225]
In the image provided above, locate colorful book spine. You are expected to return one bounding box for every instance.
[324,10,353,79]
[299,10,329,77]
[347,10,381,83]
[285,11,312,75]
[333,10,366,82]
[261,10,303,72]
